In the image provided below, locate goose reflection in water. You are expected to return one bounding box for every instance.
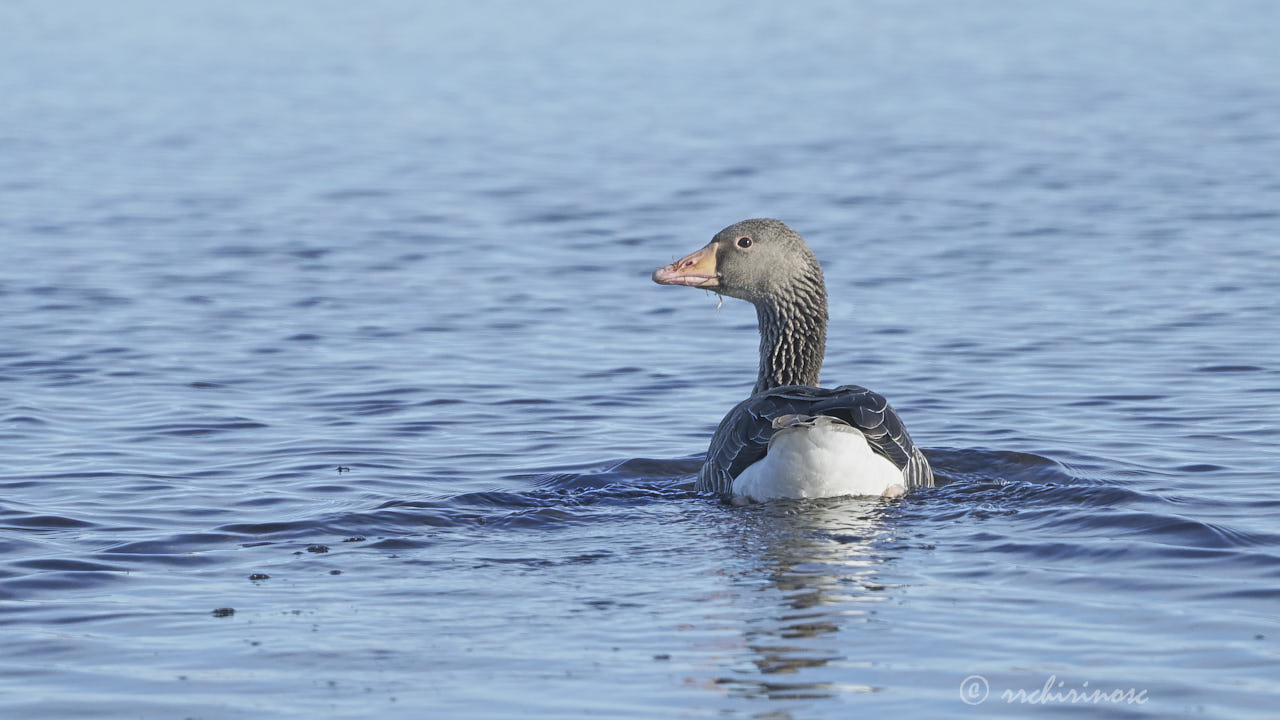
[707,498,902,701]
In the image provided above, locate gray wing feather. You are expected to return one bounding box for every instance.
[697,384,933,496]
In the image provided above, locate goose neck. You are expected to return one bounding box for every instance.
[753,283,827,393]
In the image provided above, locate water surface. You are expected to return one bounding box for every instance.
[2,1,1279,717]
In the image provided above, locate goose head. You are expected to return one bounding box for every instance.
[653,218,829,392]
[652,218,823,305]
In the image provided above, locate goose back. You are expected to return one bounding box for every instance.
[697,384,934,496]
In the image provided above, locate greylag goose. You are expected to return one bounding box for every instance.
[653,218,933,501]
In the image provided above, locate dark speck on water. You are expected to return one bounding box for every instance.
[2,1,1279,718]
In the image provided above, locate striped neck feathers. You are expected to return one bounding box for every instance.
[752,272,827,393]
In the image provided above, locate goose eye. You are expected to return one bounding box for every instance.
[736,237,752,248]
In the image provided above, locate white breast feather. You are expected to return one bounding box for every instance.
[730,416,905,501]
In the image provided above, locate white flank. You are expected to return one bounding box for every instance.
[731,416,905,501]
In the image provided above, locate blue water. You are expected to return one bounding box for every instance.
[3,1,1279,717]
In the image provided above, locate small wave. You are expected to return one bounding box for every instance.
[0,513,97,530]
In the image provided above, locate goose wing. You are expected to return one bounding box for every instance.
[697,384,933,496]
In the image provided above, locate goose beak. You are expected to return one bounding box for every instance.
[653,242,720,288]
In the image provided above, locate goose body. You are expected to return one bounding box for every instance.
[654,219,932,502]
[731,413,904,501]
